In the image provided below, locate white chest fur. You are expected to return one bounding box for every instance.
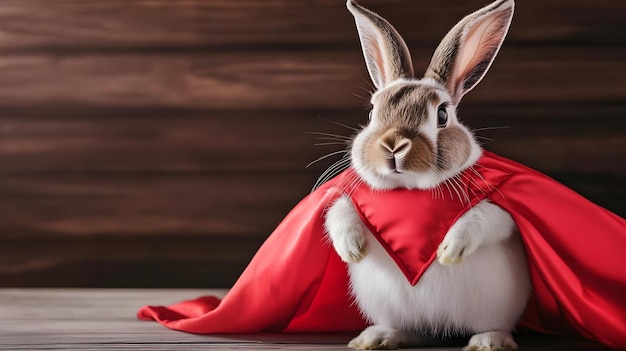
[347,230,529,336]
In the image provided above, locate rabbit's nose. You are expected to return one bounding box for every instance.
[380,138,411,157]
[379,129,413,158]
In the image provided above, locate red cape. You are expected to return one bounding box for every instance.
[137,152,626,349]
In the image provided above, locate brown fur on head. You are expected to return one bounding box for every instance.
[346,0,514,190]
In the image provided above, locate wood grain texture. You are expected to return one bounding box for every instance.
[1,172,621,240]
[0,236,266,287]
[0,289,612,350]
[0,173,622,288]
[0,104,624,175]
[0,0,623,288]
[0,174,317,239]
[0,48,624,109]
[0,0,623,54]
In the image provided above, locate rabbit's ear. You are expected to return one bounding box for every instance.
[347,0,414,90]
[425,0,514,104]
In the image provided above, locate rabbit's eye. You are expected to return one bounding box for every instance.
[437,105,448,127]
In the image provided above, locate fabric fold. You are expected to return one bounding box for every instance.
[138,152,626,348]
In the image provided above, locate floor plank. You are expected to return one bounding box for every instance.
[0,289,612,350]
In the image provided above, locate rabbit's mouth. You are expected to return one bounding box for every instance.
[386,154,406,174]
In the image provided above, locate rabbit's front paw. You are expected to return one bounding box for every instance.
[348,325,405,350]
[325,194,369,263]
[437,230,478,265]
[463,331,518,351]
[332,226,367,263]
[437,227,479,265]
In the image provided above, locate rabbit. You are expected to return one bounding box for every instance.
[324,0,531,350]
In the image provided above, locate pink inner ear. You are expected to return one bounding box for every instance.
[368,37,387,85]
[454,12,508,92]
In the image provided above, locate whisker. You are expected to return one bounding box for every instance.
[315,136,348,140]
[474,136,494,142]
[348,178,364,198]
[429,184,437,200]
[448,176,467,205]
[312,156,351,190]
[316,115,360,132]
[315,156,350,178]
[359,77,376,92]
[448,179,461,203]
[431,183,443,201]
[315,136,350,142]
[304,131,351,140]
[468,166,492,190]
[352,93,370,102]
[450,176,470,205]
[442,179,456,202]
[455,174,475,204]
[317,169,348,191]
[320,167,357,210]
[306,150,348,168]
[341,172,361,198]
[469,166,506,200]
[458,180,470,205]
[459,172,486,197]
[472,126,510,132]
[354,84,374,95]
[314,142,348,146]
[437,183,445,200]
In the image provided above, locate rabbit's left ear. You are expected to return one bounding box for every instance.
[347,0,414,90]
[425,0,514,104]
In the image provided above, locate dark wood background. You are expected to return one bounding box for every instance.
[0,0,624,288]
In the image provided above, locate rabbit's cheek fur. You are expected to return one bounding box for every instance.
[352,127,375,171]
[436,127,473,170]
[402,134,435,172]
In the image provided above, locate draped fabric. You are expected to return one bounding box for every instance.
[138,151,626,349]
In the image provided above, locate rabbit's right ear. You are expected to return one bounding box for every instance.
[347,0,414,90]
[425,0,514,105]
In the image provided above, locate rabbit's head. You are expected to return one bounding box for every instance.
[347,0,514,190]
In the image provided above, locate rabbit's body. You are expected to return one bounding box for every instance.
[326,0,531,349]
[349,235,527,334]
[326,195,530,349]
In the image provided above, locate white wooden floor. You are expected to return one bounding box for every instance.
[0,289,612,350]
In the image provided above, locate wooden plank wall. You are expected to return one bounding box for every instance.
[0,0,624,288]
